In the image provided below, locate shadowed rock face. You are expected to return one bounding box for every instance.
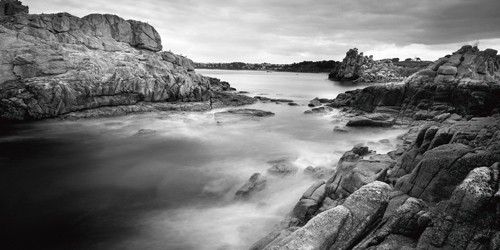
[0,1,214,120]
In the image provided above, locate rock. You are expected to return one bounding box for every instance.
[0,0,28,16]
[287,102,298,106]
[329,48,406,83]
[352,145,370,156]
[214,109,274,118]
[135,129,156,135]
[303,166,334,179]
[346,113,395,127]
[0,1,225,120]
[291,181,326,224]
[432,112,451,122]
[417,163,500,249]
[264,182,390,250]
[267,162,298,176]
[329,46,500,117]
[379,138,390,143]
[235,173,267,198]
[308,97,321,107]
[326,152,395,200]
[333,126,350,133]
[437,65,458,75]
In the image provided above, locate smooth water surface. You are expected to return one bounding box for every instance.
[0,70,406,250]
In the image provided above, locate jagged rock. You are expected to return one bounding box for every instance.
[234,173,267,199]
[353,197,429,249]
[329,48,404,83]
[330,46,500,117]
[0,0,28,16]
[417,163,500,249]
[326,146,394,200]
[0,1,234,120]
[264,182,390,250]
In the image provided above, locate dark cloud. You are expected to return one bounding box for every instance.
[23,0,500,63]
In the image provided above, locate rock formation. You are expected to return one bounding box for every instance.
[329,48,404,83]
[0,0,248,120]
[253,46,500,249]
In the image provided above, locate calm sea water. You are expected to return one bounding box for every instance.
[0,70,406,250]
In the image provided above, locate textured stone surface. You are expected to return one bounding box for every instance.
[0,1,232,120]
[330,46,500,117]
[329,48,404,83]
[264,182,390,250]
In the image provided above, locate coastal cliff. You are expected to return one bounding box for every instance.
[253,46,500,250]
[0,0,249,120]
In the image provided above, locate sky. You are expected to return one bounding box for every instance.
[23,0,500,64]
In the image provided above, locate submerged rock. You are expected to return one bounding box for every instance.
[267,162,298,176]
[214,109,275,118]
[235,173,267,199]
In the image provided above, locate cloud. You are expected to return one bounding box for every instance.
[23,0,500,63]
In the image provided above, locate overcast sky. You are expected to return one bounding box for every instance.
[24,0,500,63]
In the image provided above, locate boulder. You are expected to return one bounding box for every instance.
[308,97,321,107]
[326,153,395,199]
[234,173,267,199]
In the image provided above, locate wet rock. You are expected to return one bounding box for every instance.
[308,97,321,107]
[214,109,274,118]
[234,173,267,199]
[333,126,350,133]
[135,129,156,135]
[303,166,334,179]
[287,102,299,106]
[267,162,298,176]
[291,181,326,224]
[346,113,395,127]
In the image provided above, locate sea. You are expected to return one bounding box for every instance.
[0,70,406,250]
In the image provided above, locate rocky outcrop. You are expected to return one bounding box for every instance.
[329,48,404,83]
[262,182,390,250]
[0,0,27,16]
[0,1,248,120]
[328,46,500,118]
[254,46,500,250]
